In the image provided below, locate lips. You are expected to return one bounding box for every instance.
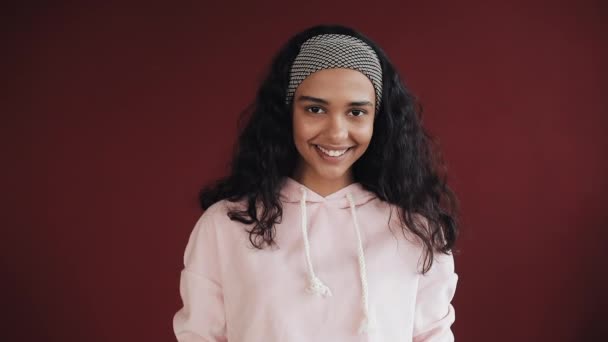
[313,144,354,162]
[316,145,350,157]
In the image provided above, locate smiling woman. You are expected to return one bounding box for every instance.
[173,24,460,342]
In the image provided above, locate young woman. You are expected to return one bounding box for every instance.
[173,24,459,342]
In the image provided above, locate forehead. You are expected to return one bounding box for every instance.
[295,68,375,100]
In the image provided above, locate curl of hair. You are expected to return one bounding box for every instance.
[199,24,459,273]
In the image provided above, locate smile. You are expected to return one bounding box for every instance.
[314,145,352,158]
[317,145,349,157]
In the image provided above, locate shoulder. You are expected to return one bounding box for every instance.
[195,198,247,229]
[184,199,249,256]
[382,203,421,233]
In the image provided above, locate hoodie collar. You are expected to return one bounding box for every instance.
[279,177,377,208]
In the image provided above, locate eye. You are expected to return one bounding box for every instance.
[350,109,367,117]
[306,106,325,114]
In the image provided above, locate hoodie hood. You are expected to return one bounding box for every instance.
[279,176,379,335]
[279,177,377,209]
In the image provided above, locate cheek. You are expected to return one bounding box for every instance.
[293,114,321,143]
[292,115,313,147]
[352,121,374,146]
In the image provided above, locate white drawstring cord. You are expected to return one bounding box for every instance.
[297,186,375,334]
[300,187,332,297]
[346,192,376,334]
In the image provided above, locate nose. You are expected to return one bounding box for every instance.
[324,114,349,142]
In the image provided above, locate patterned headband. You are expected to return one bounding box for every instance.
[285,33,383,112]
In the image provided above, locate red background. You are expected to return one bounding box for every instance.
[4,1,607,341]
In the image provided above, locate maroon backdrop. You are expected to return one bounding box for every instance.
[4,1,607,341]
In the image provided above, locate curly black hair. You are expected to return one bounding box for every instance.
[199,24,459,273]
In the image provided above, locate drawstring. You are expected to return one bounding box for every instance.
[346,192,376,334]
[298,187,377,334]
[300,187,332,297]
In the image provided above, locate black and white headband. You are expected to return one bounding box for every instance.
[285,33,383,112]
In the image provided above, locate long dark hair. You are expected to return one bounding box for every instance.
[199,24,459,273]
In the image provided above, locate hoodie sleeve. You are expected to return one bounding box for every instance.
[412,252,458,342]
[173,208,227,342]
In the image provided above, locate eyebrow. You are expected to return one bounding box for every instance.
[296,95,374,107]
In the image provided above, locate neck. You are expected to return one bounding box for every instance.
[291,167,354,197]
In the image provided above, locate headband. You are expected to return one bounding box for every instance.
[285,33,383,112]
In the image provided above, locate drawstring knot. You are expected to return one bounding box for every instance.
[306,275,333,297]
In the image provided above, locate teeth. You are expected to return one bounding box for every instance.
[317,145,349,157]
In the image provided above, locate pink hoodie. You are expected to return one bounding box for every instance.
[173,177,458,341]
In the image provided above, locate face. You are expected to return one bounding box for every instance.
[291,68,376,186]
